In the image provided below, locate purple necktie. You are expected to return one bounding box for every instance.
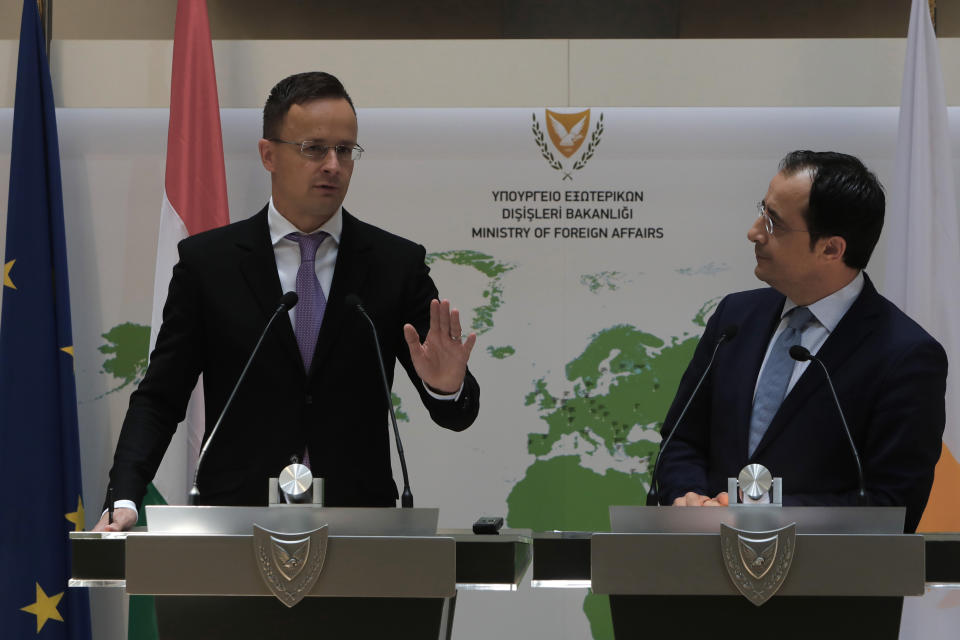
[286,231,328,372]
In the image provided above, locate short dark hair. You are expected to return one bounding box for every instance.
[778,150,885,270]
[262,72,355,139]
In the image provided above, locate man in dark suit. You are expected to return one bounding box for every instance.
[94,72,479,531]
[650,151,946,533]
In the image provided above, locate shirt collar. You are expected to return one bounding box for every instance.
[781,271,864,332]
[267,197,343,247]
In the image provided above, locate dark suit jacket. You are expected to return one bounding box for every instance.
[106,207,480,510]
[652,274,946,532]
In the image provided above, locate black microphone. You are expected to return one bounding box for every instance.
[788,345,867,504]
[345,294,414,508]
[188,291,298,505]
[647,325,738,504]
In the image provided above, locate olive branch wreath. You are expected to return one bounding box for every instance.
[572,113,604,171]
[531,114,563,171]
[531,112,605,180]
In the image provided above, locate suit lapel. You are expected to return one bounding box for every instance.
[308,209,372,378]
[751,275,882,458]
[236,206,303,371]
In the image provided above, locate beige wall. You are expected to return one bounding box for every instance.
[1,1,957,108]
[1,38,959,109]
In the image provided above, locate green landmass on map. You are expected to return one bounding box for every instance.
[391,392,409,422]
[507,297,719,639]
[98,322,151,396]
[426,250,515,335]
[486,345,515,359]
[580,271,626,293]
[675,261,728,276]
[393,250,514,431]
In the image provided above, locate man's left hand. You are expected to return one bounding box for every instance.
[673,491,729,507]
[404,299,476,394]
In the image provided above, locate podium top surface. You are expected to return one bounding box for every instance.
[610,505,906,534]
[144,505,438,536]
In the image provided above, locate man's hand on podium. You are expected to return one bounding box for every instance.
[92,507,137,532]
[672,491,729,507]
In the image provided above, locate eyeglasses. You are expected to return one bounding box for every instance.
[756,201,808,236]
[268,139,364,162]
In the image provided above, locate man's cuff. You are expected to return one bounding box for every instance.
[101,500,138,523]
[421,379,464,401]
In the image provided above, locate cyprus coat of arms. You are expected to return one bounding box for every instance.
[252,524,328,607]
[720,523,797,606]
[532,108,604,180]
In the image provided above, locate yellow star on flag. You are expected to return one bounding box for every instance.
[3,259,15,289]
[65,496,85,531]
[61,346,74,357]
[20,582,64,632]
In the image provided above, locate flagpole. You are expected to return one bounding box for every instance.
[36,0,52,59]
[929,0,937,32]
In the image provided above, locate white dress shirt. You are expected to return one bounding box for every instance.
[754,271,865,398]
[268,198,341,329]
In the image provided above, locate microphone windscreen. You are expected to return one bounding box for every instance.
[789,345,811,362]
[279,291,298,310]
[345,293,363,309]
[721,325,739,341]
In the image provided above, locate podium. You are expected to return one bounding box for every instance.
[533,506,960,640]
[70,506,532,640]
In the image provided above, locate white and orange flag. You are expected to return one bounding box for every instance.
[876,4,960,635]
[150,0,229,505]
[885,0,960,536]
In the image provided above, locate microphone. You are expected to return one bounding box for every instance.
[789,345,867,504]
[188,291,298,505]
[345,294,414,508]
[647,325,738,504]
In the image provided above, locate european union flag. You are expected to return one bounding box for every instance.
[0,1,93,638]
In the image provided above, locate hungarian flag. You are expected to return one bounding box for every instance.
[130,1,229,637]
[0,1,92,638]
[149,0,230,504]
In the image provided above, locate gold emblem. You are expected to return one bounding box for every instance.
[531,109,605,180]
[253,524,328,607]
[720,523,796,606]
[545,109,590,158]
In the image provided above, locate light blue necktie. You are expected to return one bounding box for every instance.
[748,306,814,456]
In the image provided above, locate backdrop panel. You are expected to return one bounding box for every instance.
[2,107,957,639]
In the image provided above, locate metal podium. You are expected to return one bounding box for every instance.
[70,506,532,640]
[532,506,960,640]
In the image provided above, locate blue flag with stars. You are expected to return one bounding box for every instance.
[0,1,93,638]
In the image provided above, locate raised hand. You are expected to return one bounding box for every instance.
[403,299,477,394]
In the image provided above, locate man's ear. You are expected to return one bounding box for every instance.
[820,235,847,263]
[258,139,274,172]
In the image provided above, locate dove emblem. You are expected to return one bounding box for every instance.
[738,535,778,579]
[545,109,591,158]
[272,536,310,581]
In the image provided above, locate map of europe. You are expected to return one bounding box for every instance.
[96,250,713,640]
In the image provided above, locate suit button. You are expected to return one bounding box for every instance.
[305,394,313,404]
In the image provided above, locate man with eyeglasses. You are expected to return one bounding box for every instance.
[95,72,480,531]
[649,150,946,533]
